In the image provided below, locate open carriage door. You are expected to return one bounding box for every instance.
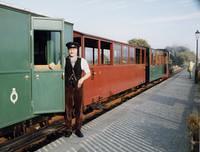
[31,17,65,114]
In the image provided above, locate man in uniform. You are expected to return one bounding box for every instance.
[64,42,91,138]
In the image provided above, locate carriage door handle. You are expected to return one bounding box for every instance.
[62,72,65,80]
[36,74,40,80]
[91,71,96,80]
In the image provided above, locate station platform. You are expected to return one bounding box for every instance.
[36,70,200,152]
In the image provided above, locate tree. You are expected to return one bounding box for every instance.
[165,46,195,66]
[128,38,150,48]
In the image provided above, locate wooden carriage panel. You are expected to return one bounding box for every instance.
[83,64,145,106]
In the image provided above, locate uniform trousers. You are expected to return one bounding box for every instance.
[65,86,83,131]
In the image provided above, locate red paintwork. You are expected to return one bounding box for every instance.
[83,64,145,106]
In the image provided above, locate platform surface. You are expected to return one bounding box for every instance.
[36,71,200,152]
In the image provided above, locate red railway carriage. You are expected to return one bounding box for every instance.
[74,31,147,107]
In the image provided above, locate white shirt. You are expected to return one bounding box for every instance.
[80,58,91,74]
[69,56,90,74]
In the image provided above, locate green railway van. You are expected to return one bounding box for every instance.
[149,49,169,82]
[0,3,73,129]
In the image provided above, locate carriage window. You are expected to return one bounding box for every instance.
[129,47,135,64]
[122,45,128,64]
[85,47,92,64]
[164,52,168,64]
[85,47,98,65]
[136,49,140,64]
[114,43,121,64]
[156,52,159,64]
[161,53,164,64]
[158,53,161,64]
[84,38,98,65]
[142,49,145,64]
[162,53,165,64]
[152,49,156,65]
[34,30,61,70]
[156,52,159,65]
[101,41,111,65]
[103,49,110,64]
[161,52,164,64]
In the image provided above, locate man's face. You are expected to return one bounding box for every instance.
[68,48,78,57]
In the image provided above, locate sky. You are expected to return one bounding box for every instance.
[1,0,200,52]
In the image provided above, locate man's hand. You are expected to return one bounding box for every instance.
[77,72,91,88]
[77,78,84,88]
[48,62,56,70]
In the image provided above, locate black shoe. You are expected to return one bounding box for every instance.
[75,130,84,138]
[64,130,72,137]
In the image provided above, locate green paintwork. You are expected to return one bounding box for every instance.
[64,23,73,57]
[0,7,30,72]
[0,7,32,129]
[150,65,165,82]
[0,73,32,128]
[32,71,64,114]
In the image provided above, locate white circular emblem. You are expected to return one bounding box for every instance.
[10,88,18,104]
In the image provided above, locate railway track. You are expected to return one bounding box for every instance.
[0,71,181,152]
